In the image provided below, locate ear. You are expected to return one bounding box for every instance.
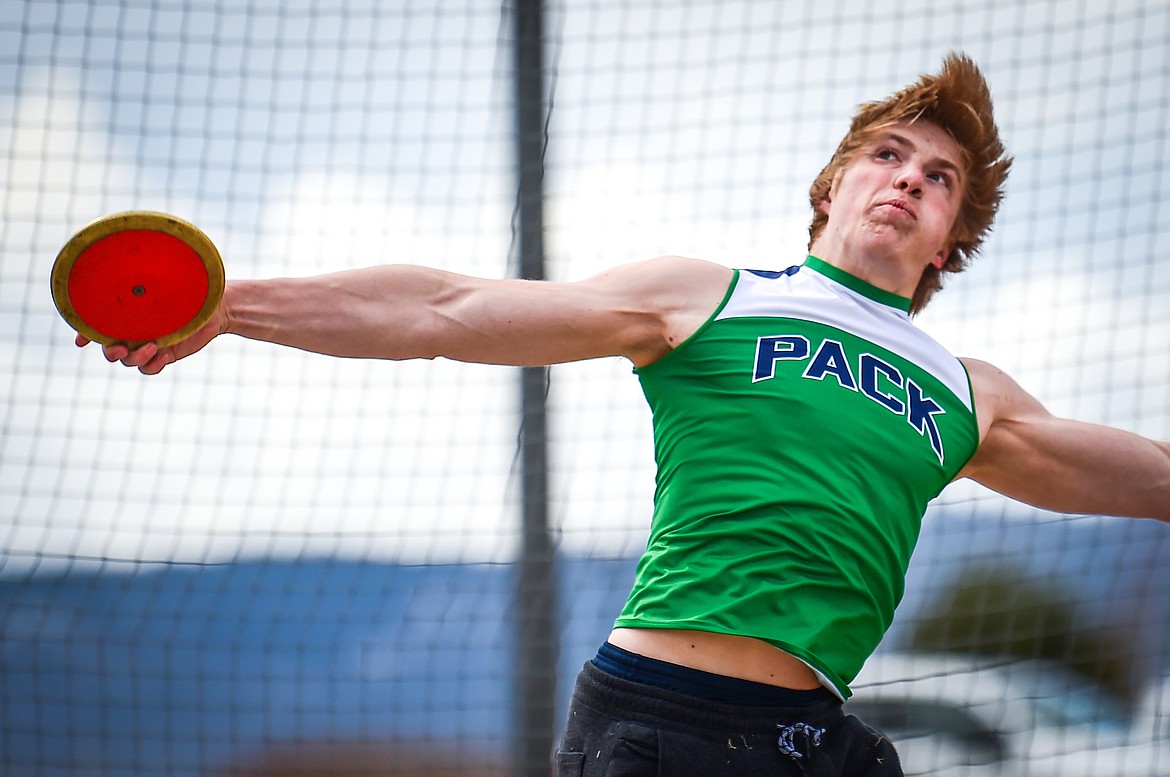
[817,170,843,217]
[931,243,954,269]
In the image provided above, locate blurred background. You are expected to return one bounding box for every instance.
[2,1,1169,775]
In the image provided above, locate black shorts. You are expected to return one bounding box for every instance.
[556,659,903,777]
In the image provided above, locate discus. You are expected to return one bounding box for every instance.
[51,211,225,348]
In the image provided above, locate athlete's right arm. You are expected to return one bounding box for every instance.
[81,256,733,375]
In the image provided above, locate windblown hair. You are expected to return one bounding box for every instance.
[808,53,1013,313]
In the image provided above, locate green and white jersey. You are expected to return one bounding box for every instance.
[614,256,979,699]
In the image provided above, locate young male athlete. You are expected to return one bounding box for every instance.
[78,54,1170,776]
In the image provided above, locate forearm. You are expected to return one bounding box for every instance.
[223,265,468,361]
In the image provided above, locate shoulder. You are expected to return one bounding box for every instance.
[587,255,734,292]
[960,357,1012,393]
[582,255,734,327]
[568,256,734,367]
[959,357,1048,444]
[618,256,736,365]
[961,358,1037,407]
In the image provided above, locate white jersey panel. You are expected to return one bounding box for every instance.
[717,266,973,412]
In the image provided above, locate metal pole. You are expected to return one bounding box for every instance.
[511,1,557,775]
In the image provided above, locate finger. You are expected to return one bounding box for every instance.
[138,350,172,376]
[102,343,131,363]
[119,342,159,368]
[75,334,91,347]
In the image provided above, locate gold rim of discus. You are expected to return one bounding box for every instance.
[51,210,226,348]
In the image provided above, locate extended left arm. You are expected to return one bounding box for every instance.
[958,358,1170,521]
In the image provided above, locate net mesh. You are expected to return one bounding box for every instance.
[2,1,1168,775]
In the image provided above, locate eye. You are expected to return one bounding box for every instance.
[927,170,952,188]
[875,147,899,161]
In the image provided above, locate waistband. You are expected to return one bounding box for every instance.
[594,641,833,707]
[574,655,844,735]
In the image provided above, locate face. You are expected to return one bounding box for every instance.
[817,121,965,275]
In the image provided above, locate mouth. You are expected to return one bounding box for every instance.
[874,199,916,220]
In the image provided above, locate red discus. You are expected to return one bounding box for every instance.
[51,211,225,348]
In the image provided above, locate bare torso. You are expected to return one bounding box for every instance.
[606,627,822,690]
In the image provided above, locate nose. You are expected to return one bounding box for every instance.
[894,167,924,197]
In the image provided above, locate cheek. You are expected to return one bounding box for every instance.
[820,171,857,216]
[941,201,964,237]
[928,192,961,225]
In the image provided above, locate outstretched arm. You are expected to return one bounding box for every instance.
[81,256,733,375]
[958,358,1170,522]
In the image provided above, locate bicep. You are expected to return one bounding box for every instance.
[964,412,1135,514]
[425,255,731,367]
[959,359,1170,520]
[429,275,661,366]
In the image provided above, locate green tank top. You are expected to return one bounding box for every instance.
[614,256,980,699]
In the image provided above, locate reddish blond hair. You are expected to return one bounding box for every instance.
[808,53,1013,313]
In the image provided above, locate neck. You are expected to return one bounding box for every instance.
[808,238,922,299]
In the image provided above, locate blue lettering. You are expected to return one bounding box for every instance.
[907,379,946,463]
[859,354,905,414]
[748,335,949,465]
[803,339,858,390]
[753,335,810,382]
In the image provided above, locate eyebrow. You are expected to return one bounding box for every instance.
[880,131,964,183]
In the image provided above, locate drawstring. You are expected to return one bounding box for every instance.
[778,722,823,758]
[778,722,833,777]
